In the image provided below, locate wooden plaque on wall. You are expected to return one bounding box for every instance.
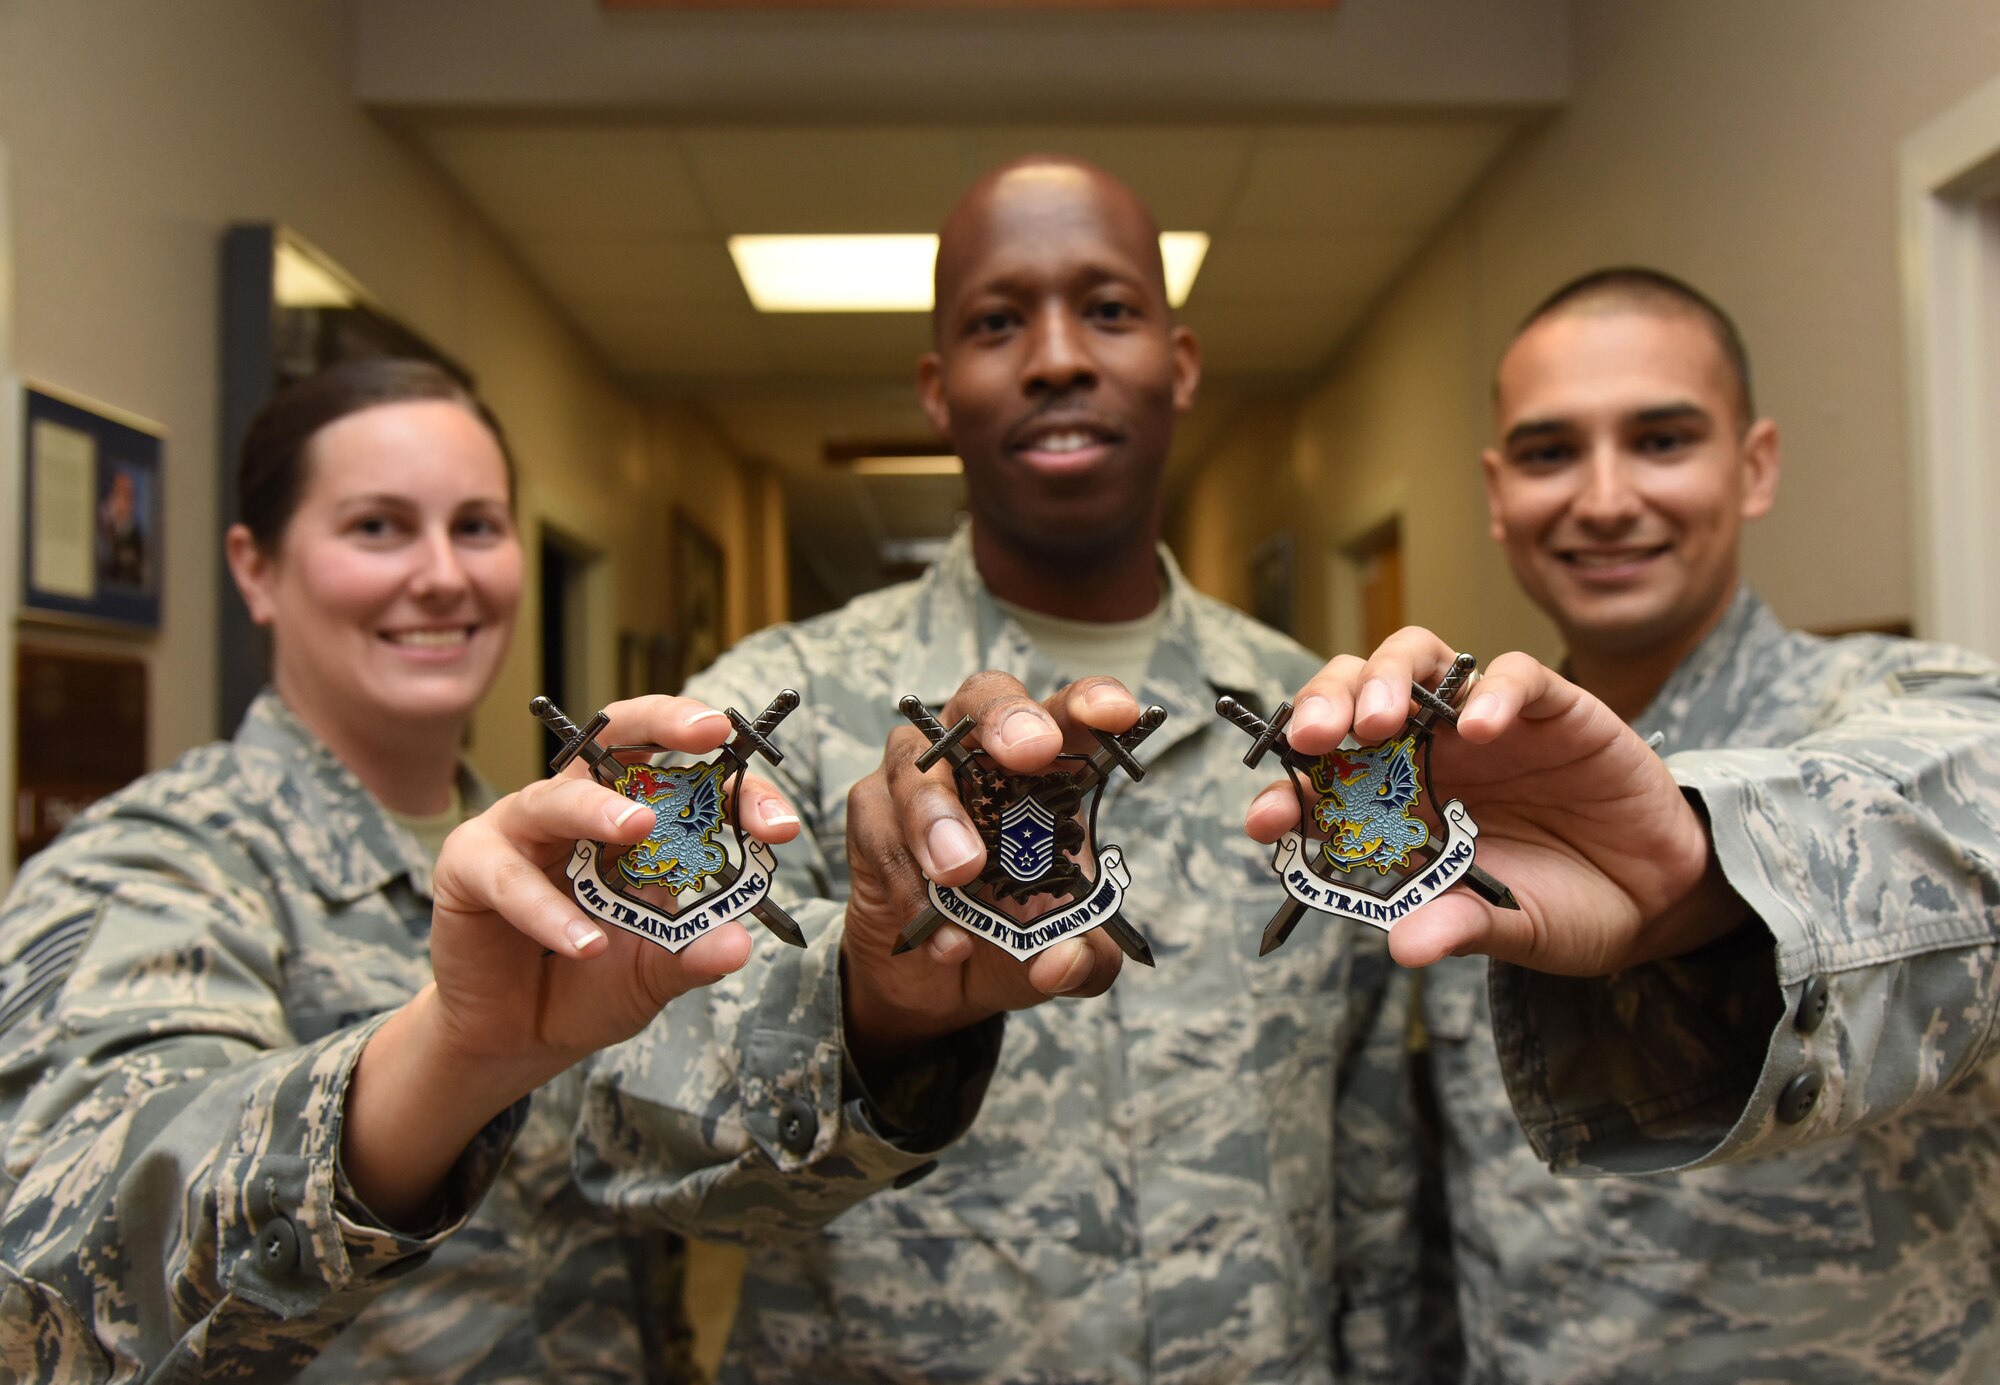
[14,646,147,864]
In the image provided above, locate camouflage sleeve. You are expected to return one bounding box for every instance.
[1332,946,1432,1383]
[1491,668,2000,1176]
[0,816,522,1382]
[576,908,1001,1244]
[575,631,1003,1243]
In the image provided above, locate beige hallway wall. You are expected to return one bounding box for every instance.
[1177,0,2000,663]
[0,0,695,797]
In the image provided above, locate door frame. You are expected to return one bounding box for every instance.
[1901,71,2000,656]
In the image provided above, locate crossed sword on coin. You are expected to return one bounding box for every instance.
[891,694,1167,967]
[1217,654,1520,956]
[530,691,809,948]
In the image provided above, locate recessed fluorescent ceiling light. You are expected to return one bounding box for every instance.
[729,232,1209,312]
[850,454,963,477]
[729,235,938,312]
[1158,232,1209,309]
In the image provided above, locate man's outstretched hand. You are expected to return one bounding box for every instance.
[1246,628,1747,975]
[841,672,1140,1067]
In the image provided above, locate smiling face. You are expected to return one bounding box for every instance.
[1482,307,1780,661]
[228,399,522,737]
[919,161,1200,574]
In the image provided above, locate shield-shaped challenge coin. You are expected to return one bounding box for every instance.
[1215,653,1519,955]
[529,691,808,953]
[891,695,1166,967]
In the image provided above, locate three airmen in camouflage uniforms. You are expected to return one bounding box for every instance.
[4,157,1999,1385]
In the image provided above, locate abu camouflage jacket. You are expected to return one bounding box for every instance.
[575,530,1419,1383]
[1424,588,2000,1383]
[0,691,695,1383]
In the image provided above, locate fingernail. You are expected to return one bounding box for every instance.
[1291,696,1334,738]
[762,808,801,829]
[1052,942,1093,994]
[1462,694,1498,725]
[927,818,982,873]
[1249,787,1291,820]
[686,709,728,729]
[567,920,605,952]
[613,802,647,828]
[995,709,1056,752]
[1356,680,1398,724]
[1083,682,1128,711]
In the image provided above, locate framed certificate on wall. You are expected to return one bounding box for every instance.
[20,382,164,632]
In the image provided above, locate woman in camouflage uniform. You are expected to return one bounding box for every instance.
[0,360,790,1383]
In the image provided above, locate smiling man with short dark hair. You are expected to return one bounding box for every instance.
[1390,267,2000,1382]
[1483,268,1779,714]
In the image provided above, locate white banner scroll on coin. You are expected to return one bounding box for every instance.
[529,689,810,954]
[926,846,1132,962]
[1269,799,1480,933]
[568,836,780,954]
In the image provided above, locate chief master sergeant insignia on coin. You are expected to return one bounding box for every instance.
[892,693,1166,966]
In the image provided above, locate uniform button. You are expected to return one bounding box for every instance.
[777,1098,818,1156]
[1776,1070,1823,1124]
[1795,976,1831,1033]
[259,1217,300,1271]
[892,1160,939,1190]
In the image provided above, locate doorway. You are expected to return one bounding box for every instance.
[1901,71,2000,658]
[538,525,599,755]
[1328,516,1404,658]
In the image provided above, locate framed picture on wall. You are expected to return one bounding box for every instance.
[20,382,165,632]
[673,510,725,691]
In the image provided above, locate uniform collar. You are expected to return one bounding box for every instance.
[1633,584,1787,743]
[892,527,1285,708]
[233,689,488,903]
[889,527,1292,763]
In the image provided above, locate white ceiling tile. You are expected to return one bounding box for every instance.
[760,313,934,379]
[418,123,712,234]
[516,234,746,307]
[1228,118,1519,232]
[967,125,1257,228]
[679,127,971,232]
[579,303,772,376]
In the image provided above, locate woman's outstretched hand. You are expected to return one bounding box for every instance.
[344,695,801,1225]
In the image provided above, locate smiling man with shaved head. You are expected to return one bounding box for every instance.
[568,157,1414,1382]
